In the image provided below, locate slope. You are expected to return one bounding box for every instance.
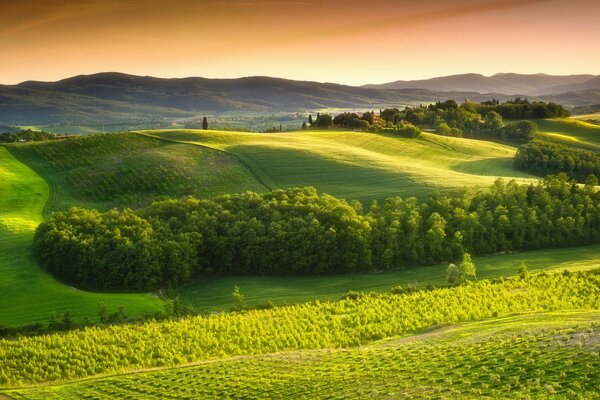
[179,243,600,312]
[6,310,598,399]
[535,118,600,150]
[6,133,266,213]
[364,73,596,95]
[139,129,535,202]
[0,147,163,326]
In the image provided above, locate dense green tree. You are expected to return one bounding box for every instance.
[515,139,600,182]
[35,175,600,290]
[484,111,504,130]
[313,114,333,128]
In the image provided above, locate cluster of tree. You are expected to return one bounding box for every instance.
[305,111,421,137]
[0,129,56,143]
[368,122,421,138]
[36,176,600,291]
[370,175,600,268]
[35,188,371,290]
[474,98,570,119]
[387,100,539,141]
[332,112,371,130]
[514,139,600,183]
[34,208,201,291]
[264,123,284,133]
[480,112,538,141]
[302,98,553,141]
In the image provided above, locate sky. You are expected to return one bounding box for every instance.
[1,0,599,85]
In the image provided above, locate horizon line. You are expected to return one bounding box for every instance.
[3,70,599,87]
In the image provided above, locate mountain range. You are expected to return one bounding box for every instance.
[364,73,600,95]
[1,73,599,125]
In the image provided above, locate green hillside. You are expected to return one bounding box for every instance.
[179,244,600,312]
[572,112,600,125]
[139,129,534,202]
[0,147,163,326]
[6,133,265,213]
[535,118,600,150]
[7,310,598,399]
[1,269,599,397]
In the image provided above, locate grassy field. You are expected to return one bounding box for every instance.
[6,133,265,213]
[0,147,163,326]
[4,309,599,399]
[179,244,600,311]
[138,129,535,202]
[572,112,600,125]
[535,118,600,150]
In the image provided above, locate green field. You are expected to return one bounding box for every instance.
[2,267,599,397]
[572,112,600,125]
[0,147,163,326]
[535,118,600,150]
[179,244,600,311]
[138,129,535,202]
[1,125,597,325]
[6,133,265,213]
[7,310,598,399]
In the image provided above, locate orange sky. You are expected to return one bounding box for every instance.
[1,0,599,85]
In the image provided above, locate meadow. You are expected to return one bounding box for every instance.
[138,129,534,202]
[572,112,600,125]
[7,310,598,399]
[179,244,600,311]
[534,118,600,150]
[0,147,163,326]
[6,133,265,213]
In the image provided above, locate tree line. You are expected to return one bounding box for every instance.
[0,129,56,143]
[35,176,600,291]
[306,98,556,141]
[515,140,600,184]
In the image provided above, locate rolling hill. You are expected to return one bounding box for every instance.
[3,73,600,126]
[365,73,598,95]
[0,147,163,326]
[3,270,600,398]
[7,310,598,399]
[137,129,535,202]
[534,118,600,150]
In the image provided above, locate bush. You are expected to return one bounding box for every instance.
[396,123,421,138]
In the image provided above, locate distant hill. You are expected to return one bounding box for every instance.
[365,73,597,95]
[1,72,600,125]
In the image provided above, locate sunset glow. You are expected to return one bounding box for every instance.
[1,0,599,85]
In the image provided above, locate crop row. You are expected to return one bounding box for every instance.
[1,269,599,387]
[7,313,599,399]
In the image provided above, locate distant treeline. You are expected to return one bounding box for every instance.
[309,98,562,141]
[515,140,600,183]
[378,99,552,141]
[36,176,600,291]
[0,129,56,143]
[474,98,570,119]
